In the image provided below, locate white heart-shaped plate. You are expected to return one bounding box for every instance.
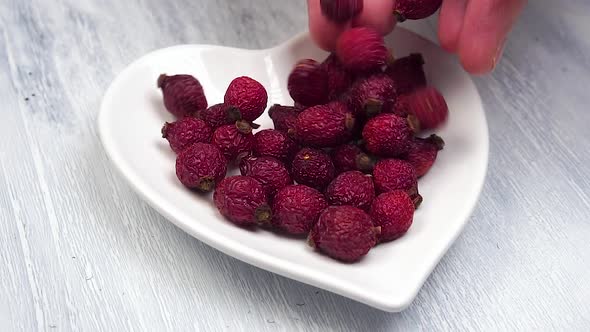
[98,28,488,312]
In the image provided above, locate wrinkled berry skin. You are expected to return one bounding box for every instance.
[212,124,255,162]
[346,74,397,118]
[199,103,242,129]
[294,104,355,147]
[253,129,298,162]
[373,159,418,194]
[214,176,272,227]
[325,171,375,211]
[288,59,329,107]
[385,53,427,95]
[272,185,328,235]
[309,206,378,262]
[405,134,445,177]
[320,0,364,23]
[370,191,415,242]
[404,87,449,130]
[363,114,414,157]
[321,54,353,100]
[332,144,374,173]
[158,74,208,118]
[268,104,302,133]
[394,0,442,21]
[239,156,293,198]
[336,27,388,73]
[224,76,268,122]
[162,118,213,154]
[292,148,336,190]
[175,143,227,192]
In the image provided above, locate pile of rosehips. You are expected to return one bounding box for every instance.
[158,12,448,263]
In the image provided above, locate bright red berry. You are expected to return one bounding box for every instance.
[239,156,293,199]
[224,76,268,122]
[309,206,378,262]
[370,191,416,242]
[175,143,227,192]
[336,27,389,73]
[325,171,375,211]
[162,117,212,154]
[291,148,336,190]
[158,74,208,118]
[214,176,272,227]
[272,185,328,235]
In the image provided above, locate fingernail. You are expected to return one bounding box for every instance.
[492,42,505,70]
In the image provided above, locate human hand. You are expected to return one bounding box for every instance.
[307,0,527,74]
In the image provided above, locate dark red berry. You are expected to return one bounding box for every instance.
[268,104,302,133]
[224,76,268,122]
[332,144,375,173]
[321,54,353,100]
[175,143,227,192]
[288,59,329,107]
[211,122,255,162]
[336,27,388,73]
[405,134,445,177]
[214,176,272,227]
[394,0,442,21]
[404,87,449,130]
[253,129,298,162]
[198,103,242,129]
[272,185,328,235]
[346,74,397,118]
[385,53,427,95]
[309,206,378,262]
[292,148,336,190]
[325,171,375,211]
[239,156,293,198]
[162,118,213,154]
[362,114,416,157]
[370,191,415,242]
[294,104,355,147]
[373,159,418,194]
[320,0,364,23]
[158,74,208,118]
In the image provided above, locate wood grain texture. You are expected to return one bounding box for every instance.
[1,0,589,331]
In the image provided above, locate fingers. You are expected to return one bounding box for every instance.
[307,0,350,50]
[352,0,397,35]
[457,0,527,74]
[438,0,468,52]
[307,0,396,51]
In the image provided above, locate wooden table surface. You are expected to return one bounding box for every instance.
[1,0,589,331]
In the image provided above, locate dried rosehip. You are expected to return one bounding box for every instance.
[325,171,375,211]
[224,76,268,122]
[272,185,328,235]
[162,117,212,154]
[214,176,272,227]
[288,59,329,107]
[158,74,208,118]
[336,27,388,73]
[291,148,336,190]
[294,104,355,147]
[239,156,293,198]
[175,143,227,192]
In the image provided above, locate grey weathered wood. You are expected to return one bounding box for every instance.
[1,0,590,331]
